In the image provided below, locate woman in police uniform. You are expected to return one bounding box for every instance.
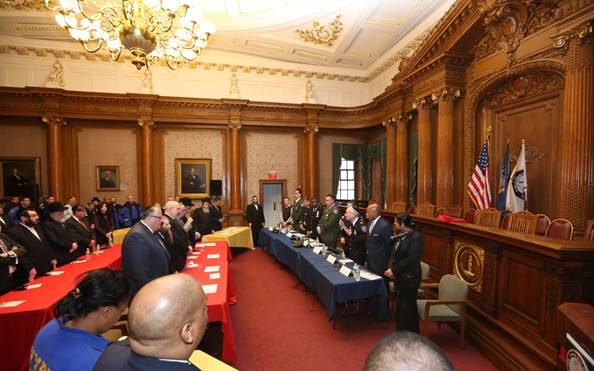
[384,212,423,333]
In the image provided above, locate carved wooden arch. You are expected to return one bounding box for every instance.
[462,59,565,210]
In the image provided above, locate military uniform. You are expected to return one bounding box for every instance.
[343,217,367,265]
[290,198,305,228]
[310,203,324,237]
[318,204,341,249]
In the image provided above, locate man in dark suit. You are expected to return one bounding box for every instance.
[0,206,14,231]
[94,274,207,371]
[339,206,367,265]
[6,209,56,278]
[65,204,95,253]
[246,195,265,246]
[192,199,215,238]
[122,205,171,298]
[0,224,28,294]
[210,197,224,231]
[179,198,200,246]
[41,202,83,266]
[163,201,191,272]
[365,202,393,320]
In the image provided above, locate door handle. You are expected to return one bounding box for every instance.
[273,202,276,211]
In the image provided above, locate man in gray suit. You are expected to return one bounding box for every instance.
[122,205,171,298]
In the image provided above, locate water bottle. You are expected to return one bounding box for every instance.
[353,264,361,281]
[322,245,327,256]
[340,250,346,261]
[85,248,90,259]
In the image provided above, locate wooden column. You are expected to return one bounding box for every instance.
[228,113,243,226]
[44,114,64,201]
[417,102,433,204]
[305,126,319,199]
[139,119,155,206]
[556,22,594,231]
[383,117,397,207]
[436,92,455,207]
[395,115,409,203]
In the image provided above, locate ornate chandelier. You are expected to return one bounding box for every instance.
[45,0,216,70]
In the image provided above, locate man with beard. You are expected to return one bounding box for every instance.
[246,195,265,246]
[7,209,56,278]
[42,202,84,265]
[192,198,215,238]
[163,200,191,272]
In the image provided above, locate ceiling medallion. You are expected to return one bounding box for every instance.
[296,15,343,47]
[45,0,215,70]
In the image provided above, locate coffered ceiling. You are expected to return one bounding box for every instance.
[0,0,455,76]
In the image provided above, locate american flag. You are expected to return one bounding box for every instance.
[467,141,492,210]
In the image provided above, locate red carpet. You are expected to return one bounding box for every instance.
[229,248,498,371]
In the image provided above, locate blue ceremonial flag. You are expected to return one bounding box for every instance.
[466,140,492,210]
[496,141,510,211]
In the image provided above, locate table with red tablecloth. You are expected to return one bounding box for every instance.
[185,241,237,363]
[0,245,123,371]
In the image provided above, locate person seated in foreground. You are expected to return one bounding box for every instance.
[30,269,130,371]
[364,331,453,371]
[93,273,208,371]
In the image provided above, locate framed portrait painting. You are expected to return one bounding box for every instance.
[0,157,41,199]
[96,166,120,191]
[176,158,211,198]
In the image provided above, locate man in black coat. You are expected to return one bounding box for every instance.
[65,204,95,253]
[0,226,28,294]
[246,195,265,246]
[41,202,83,266]
[0,206,14,231]
[163,201,191,272]
[339,206,367,265]
[6,209,56,278]
[179,198,200,246]
[122,205,171,298]
[365,203,393,320]
[192,199,215,238]
[210,197,224,232]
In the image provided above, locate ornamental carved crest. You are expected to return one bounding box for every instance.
[453,241,485,293]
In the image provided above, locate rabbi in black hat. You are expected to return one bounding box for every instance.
[41,202,84,265]
[192,198,215,238]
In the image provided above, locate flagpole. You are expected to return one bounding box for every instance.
[522,139,527,211]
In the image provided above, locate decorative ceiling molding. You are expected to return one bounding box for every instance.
[296,15,344,46]
[0,0,46,10]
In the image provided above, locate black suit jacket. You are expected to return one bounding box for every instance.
[94,340,200,371]
[0,215,14,232]
[365,217,393,275]
[65,216,94,250]
[122,222,171,297]
[164,214,189,272]
[245,203,265,226]
[192,209,215,236]
[210,204,223,231]
[0,233,19,294]
[41,219,82,266]
[6,224,54,277]
[344,217,367,265]
[389,230,423,279]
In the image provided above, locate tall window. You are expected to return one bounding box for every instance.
[336,158,355,200]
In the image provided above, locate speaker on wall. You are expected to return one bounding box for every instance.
[210,180,222,196]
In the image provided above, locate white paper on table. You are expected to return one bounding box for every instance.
[70,259,87,264]
[0,300,25,308]
[359,270,382,281]
[338,258,354,264]
[326,255,337,264]
[339,265,352,277]
[26,283,42,289]
[47,271,64,276]
[186,262,199,269]
[192,251,200,255]
[202,284,218,294]
[209,273,221,280]
[312,246,322,254]
[203,265,220,273]
[207,254,220,259]
[187,255,198,260]
[93,250,105,255]
[196,243,217,248]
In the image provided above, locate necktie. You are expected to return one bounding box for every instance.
[368,220,375,235]
[0,238,7,253]
[79,218,89,231]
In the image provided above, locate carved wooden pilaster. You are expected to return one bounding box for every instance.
[42,114,64,201]
[436,91,455,207]
[383,117,397,207]
[304,123,319,200]
[555,21,594,231]
[228,108,243,225]
[395,114,409,204]
[417,101,433,204]
[138,119,156,206]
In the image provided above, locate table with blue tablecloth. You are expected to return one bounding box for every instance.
[258,229,389,320]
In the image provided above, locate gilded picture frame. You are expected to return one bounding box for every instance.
[96,165,120,191]
[175,158,211,198]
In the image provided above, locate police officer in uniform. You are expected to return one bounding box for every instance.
[289,188,305,228]
[339,206,367,265]
[316,194,341,251]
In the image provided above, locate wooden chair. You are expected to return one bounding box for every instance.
[417,274,469,347]
[535,214,550,236]
[508,211,538,234]
[585,220,594,241]
[546,219,574,240]
[417,203,436,218]
[444,205,462,218]
[464,209,477,224]
[190,350,238,371]
[501,212,511,229]
[112,227,130,245]
[475,208,500,228]
[390,201,407,213]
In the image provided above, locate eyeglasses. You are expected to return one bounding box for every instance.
[148,215,162,220]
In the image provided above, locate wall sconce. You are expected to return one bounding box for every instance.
[412,102,417,110]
